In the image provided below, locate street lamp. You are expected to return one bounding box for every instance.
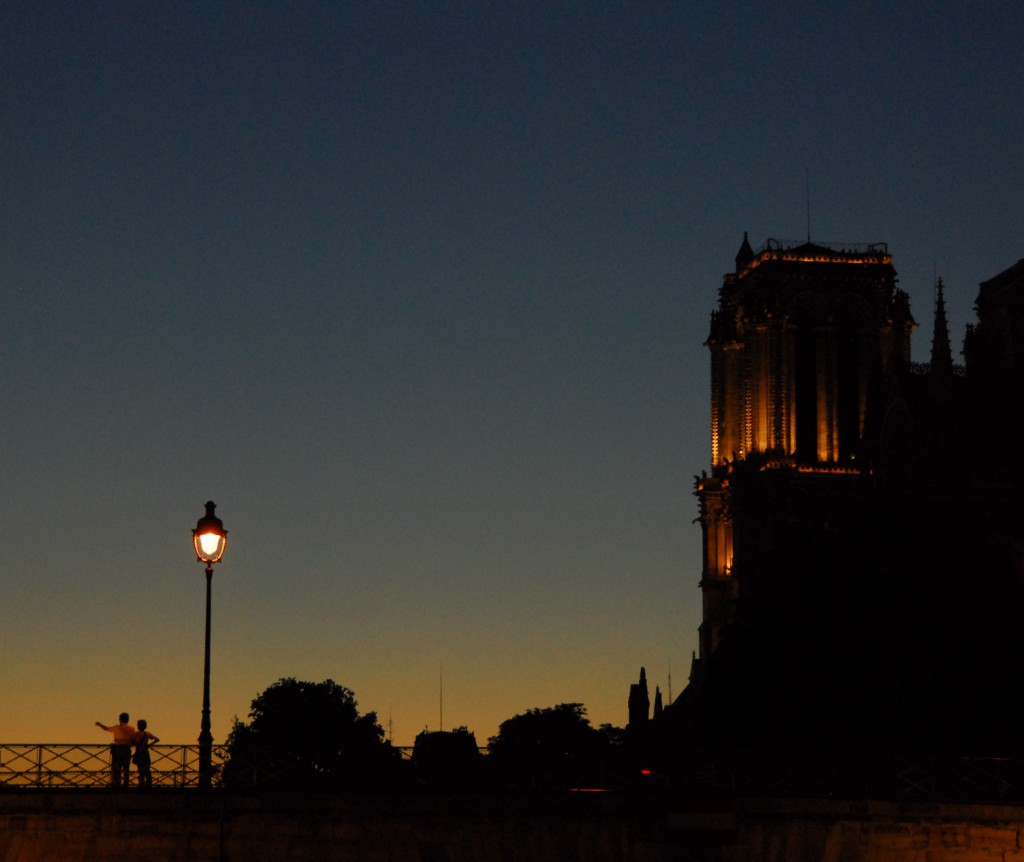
[192,500,227,789]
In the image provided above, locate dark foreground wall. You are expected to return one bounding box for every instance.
[0,791,714,862]
[3,791,1024,861]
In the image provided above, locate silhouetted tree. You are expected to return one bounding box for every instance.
[222,678,404,789]
[487,703,612,789]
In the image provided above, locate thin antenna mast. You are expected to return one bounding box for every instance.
[439,663,444,733]
[805,168,811,242]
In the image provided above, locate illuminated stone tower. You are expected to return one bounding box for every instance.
[694,235,915,660]
[666,244,1024,758]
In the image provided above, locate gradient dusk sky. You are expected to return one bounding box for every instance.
[2,1,1021,746]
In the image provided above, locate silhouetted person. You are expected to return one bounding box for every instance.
[96,713,136,787]
[132,719,160,788]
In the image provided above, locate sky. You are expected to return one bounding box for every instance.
[1,1,1022,747]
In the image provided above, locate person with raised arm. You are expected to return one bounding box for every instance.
[95,712,136,788]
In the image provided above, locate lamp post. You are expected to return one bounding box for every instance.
[192,501,227,790]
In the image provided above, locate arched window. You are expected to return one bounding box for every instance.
[789,293,824,465]
[794,324,818,463]
[834,296,872,463]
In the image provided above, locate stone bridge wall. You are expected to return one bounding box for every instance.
[2,791,1024,861]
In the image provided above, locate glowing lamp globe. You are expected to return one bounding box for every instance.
[193,501,227,565]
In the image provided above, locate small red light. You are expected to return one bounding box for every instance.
[640,769,651,776]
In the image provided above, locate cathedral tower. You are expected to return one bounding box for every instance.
[669,243,1024,758]
[695,236,914,659]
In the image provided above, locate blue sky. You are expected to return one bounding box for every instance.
[1,1,1021,745]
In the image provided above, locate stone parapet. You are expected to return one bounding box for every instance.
[2,791,1024,861]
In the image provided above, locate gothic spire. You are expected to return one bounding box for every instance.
[735,231,754,273]
[930,277,953,375]
[627,667,650,730]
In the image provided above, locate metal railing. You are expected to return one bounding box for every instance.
[717,750,1024,803]
[7,744,1024,802]
[0,744,418,789]
[0,744,226,788]
[758,237,889,256]
[910,360,966,377]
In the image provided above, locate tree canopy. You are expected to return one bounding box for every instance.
[487,703,613,789]
[222,678,402,789]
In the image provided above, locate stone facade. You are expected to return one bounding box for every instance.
[674,240,1024,757]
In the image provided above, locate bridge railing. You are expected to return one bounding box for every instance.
[8,744,1024,801]
[0,744,222,788]
[0,744,417,789]
[721,750,1024,803]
